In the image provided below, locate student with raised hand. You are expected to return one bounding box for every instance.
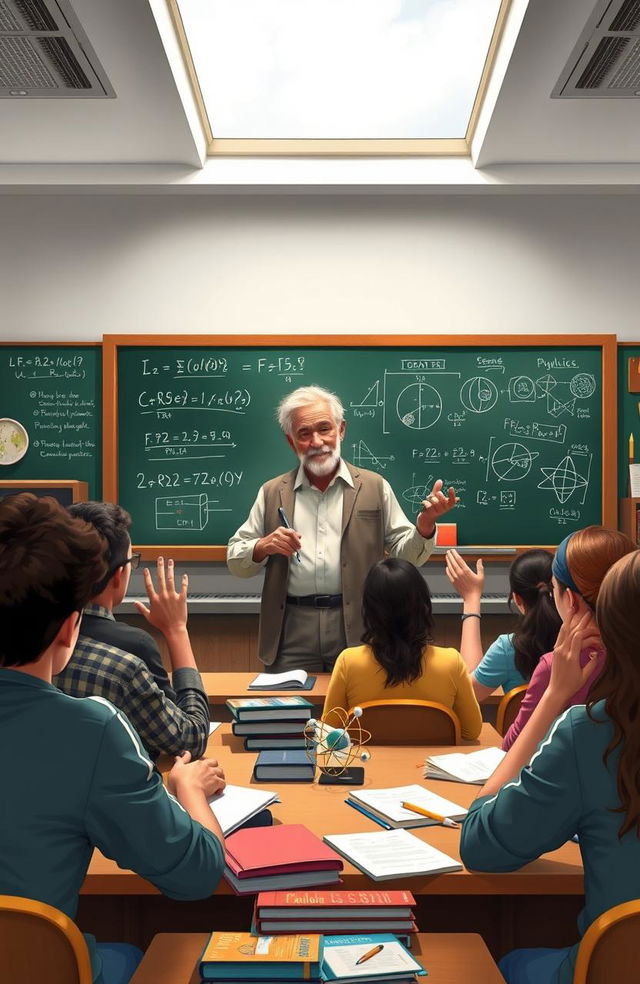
[0,493,225,984]
[501,526,635,750]
[322,557,482,741]
[461,549,640,984]
[445,548,562,703]
[55,500,210,761]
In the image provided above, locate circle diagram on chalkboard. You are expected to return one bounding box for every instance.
[396,382,442,429]
[490,442,539,482]
[538,453,591,505]
[0,418,28,465]
[569,373,596,400]
[460,376,498,413]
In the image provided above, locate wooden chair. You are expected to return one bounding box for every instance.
[354,700,462,745]
[0,895,93,984]
[495,684,528,737]
[573,899,640,984]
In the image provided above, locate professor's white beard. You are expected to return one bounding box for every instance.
[301,437,341,477]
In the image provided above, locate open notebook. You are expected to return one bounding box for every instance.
[347,784,467,828]
[424,747,506,784]
[324,829,462,880]
[208,784,279,835]
[248,670,316,691]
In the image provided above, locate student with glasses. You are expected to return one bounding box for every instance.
[54,501,210,761]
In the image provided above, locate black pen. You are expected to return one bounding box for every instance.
[277,507,301,563]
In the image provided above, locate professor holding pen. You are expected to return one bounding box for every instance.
[227,385,458,673]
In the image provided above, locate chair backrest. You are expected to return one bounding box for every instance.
[574,899,640,984]
[0,895,93,984]
[355,700,462,745]
[495,685,528,737]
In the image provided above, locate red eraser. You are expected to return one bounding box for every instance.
[436,523,457,546]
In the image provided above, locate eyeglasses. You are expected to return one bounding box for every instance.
[124,552,142,571]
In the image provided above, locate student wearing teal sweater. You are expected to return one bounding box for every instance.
[0,494,226,984]
[461,548,640,984]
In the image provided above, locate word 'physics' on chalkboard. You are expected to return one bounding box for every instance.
[0,345,101,498]
[103,335,616,559]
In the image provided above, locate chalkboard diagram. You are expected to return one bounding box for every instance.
[351,439,394,470]
[350,380,383,408]
[538,453,592,505]
[508,376,536,402]
[155,492,231,531]
[459,376,499,413]
[402,473,433,509]
[570,373,596,400]
[396,382,442,429]
[488,441,539,482]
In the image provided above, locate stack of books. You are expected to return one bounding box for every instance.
[224,823,344,895]
[227,696,313,751]
[254,890,418,947]
[198,931,322,983]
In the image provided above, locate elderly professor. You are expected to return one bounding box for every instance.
[227,385,458,673]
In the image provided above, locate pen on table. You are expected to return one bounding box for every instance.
[277,507,301,563]
[356,944,384,965]
[345,798,392,830]
[402,801,460,829]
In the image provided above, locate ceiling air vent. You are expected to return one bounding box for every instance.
[552,0,640,98]
[0,0,114,97]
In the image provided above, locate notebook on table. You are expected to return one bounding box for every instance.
[424,747,506,784]
[323,829,462,881]
[208,784,280,835]
[347,784,467,828]
[248,670,317,691]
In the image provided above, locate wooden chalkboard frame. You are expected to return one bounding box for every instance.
[0,480,89,503]
[103,334,617,561]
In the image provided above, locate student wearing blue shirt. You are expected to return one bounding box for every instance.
[0,493,226,984]
[445,548,561,702]
[461,548,640,984]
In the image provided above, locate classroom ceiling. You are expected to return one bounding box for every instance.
[0,0,639,183]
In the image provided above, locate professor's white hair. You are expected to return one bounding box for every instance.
[277,385,345,435]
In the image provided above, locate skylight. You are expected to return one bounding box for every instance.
[172,0,507,152]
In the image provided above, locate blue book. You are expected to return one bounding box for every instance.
[321,934,426,983]
[226,696,313,722]
[253,749,315,782]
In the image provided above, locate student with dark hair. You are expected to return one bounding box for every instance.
[67,501,172,697]
[0,493,225,984]
[445,548,562,702]
[461,548,640,984]
[322,558,482,740]
[55,500,210,761]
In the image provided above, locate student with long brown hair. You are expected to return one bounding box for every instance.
[461,547,640,984]
[502,526,635,749]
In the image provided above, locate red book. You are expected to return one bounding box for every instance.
[256,889,416,919]
[225,824,344,879]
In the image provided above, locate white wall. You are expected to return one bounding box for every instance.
[1,193,639,341]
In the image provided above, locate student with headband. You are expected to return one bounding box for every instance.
[502,526,635,750]
[461,547,640,984]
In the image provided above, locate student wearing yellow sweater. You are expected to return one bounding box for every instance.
[322,558,482,740]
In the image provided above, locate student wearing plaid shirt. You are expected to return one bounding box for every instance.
[54,501,209,761]
[0,493,225,984]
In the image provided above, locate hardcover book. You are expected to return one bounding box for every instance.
[199,932,322,981]
[256,890,416,920]
[254,749,315,782]
[226,696,313,722]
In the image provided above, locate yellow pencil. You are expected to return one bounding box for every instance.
[402,801,459,828]
[630,433,635,462]
[356,944,384,965]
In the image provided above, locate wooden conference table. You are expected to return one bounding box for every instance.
[130,932,504,984]
[79,720,584,959]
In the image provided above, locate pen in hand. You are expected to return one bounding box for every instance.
[355,944,384,965]
[277,507,301,563]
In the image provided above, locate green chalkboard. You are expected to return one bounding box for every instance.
[107,337,613,555]
[0,345,101,498]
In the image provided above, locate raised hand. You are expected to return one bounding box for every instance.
[417,479,459,538]
[134,556,188,634]
[445,549,484,604]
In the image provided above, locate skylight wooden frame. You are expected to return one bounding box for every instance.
[167,0,512,157]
